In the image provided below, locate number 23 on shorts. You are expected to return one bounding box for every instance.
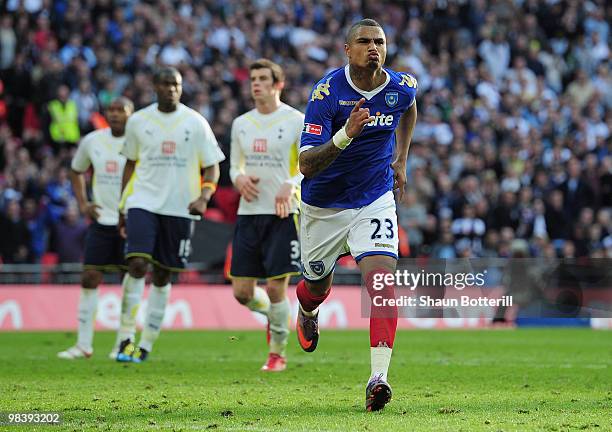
[370,218,394,240]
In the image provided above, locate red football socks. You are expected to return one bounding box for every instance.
[296,279,330,312]
[366,269,398,348]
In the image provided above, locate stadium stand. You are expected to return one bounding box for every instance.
[0,0,610,277]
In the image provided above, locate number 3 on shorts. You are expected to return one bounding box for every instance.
[370,218,394,240]
[290,240,300,260]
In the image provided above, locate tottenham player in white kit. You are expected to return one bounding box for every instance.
[58,97,134,360]
[229,59,303,372]
[295,19,418,411]
[115,67,225,363]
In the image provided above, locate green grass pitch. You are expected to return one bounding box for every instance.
[0,329,610,431]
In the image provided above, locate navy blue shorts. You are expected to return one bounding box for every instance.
[230,214,301,279]
[83,222,126,271]
[125,208,194,271]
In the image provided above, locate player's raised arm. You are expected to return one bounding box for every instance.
[392,101,417,201]
[299,98,374,178]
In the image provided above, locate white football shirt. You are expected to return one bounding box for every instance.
[121,103,225,219]
[71,128,126,226]
[230,103,304,215]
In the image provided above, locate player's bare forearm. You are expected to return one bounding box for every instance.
[71,168,100,219]
[200,163,220,201]
[392,102,417,201]
[396,102,417,162]
[188,163,219,216]
[299,141,342,178]
[121,159,136,193]
[69,169,88,210]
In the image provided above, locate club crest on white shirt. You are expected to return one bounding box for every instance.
[252,138,267,153]
[162,141,176,155]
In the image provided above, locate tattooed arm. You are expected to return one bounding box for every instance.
[299,141,343,178]
[300,98,374,178]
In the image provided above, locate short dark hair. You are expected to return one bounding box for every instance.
[110,96,134,113]
[153,66,181,84]
[249,58,285,84]
[346,18,383,43]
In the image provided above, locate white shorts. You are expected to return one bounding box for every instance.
[300,191,399,281]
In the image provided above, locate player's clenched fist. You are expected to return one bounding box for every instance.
[346,98,375,138]
[188,196,210,216]
[333,98,375,150]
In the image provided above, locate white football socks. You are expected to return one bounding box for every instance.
[139,283,171,352]
[116,274,145,345]
[246,286,271,316]
[300,304,318,317]
[370,346,393,382]
[268,298,291,356]
[76,288,98,352]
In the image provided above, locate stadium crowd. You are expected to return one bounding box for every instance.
[0,0,610,265]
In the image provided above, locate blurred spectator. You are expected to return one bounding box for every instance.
[45,166,74,223]
[5,0,43,15]
[545,190,570,242]
[159,36,192,66]
[22,197,47,262]
[59,34,97,69]
[565,69,595,110]
[478,29,510,83]
[561,240,576,259]
[397,190,427,257]
[488,190,519,231]
[47,85,80,152]
[2,53,31,137]
[0,15,16,70]
[0,0,609,262]
[601,157,612,208]
[430,231,456,260]
[0,199,31,263]
[451,204,485,256]
[70,80,99,133]
[481,230,500,258]
[51,203,86,264]
[560,158,594,212]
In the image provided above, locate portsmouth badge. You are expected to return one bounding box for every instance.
[385,92,399,107]
[309,261,325,276]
